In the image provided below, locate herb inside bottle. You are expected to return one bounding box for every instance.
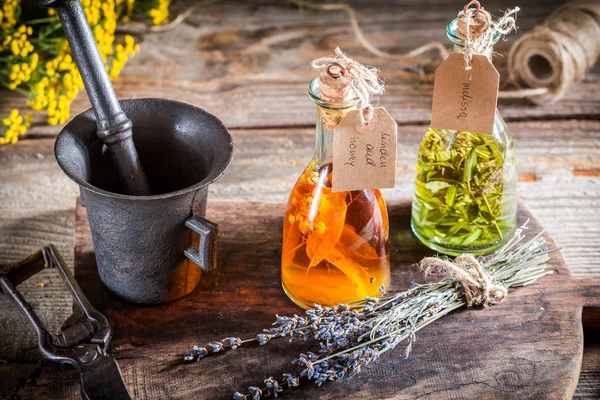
[411,127,517,255]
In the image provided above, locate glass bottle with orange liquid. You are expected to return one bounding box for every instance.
[281,76,390,309]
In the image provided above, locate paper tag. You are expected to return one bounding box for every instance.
[430,53,499,135]
[332,108,397,193]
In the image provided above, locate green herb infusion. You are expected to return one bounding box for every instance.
[411,128,517,256]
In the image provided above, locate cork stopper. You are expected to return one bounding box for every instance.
[311,47,384,128]
[319,63,353,102]
[457,0,492,41]
[317,63,355,129]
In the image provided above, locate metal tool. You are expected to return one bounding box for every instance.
[40,0,151,196]
[0,245,132,400]
[55,98,233,305]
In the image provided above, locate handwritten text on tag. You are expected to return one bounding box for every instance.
[332,108,397,192]
[430,53,499,135]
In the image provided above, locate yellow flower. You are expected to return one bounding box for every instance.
[149,0,170,25]
[1,109,31,145]
[109,34,139,80]
[8,25,34,57]
[1,0,19,31]
[8,53,39,89]
[298,218,310,235]
[315,221,328,235]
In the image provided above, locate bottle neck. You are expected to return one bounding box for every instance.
[451,43,494,62]
[314,108,335,164]
[446,18,499,63]
[307,77,359,166]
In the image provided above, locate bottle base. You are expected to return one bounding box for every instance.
[282,282,315,310]
[410,219,511,257]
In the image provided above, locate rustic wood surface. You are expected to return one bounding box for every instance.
[0,0,599,398]
[10,201,600,399]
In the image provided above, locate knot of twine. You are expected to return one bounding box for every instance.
[420,254,508,307]
[460,2,520,71]
[312,47,384,124]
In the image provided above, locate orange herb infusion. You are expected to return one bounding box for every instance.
[282,162,390,309]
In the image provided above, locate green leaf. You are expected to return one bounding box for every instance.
[489,143,504,164]
[445,186,456,206]
[438,151,451,161]
[463,148,477,184]
[474,147,492,159]
[462,228,482,245]
[448,221,468,236]
[425,181,450,193]
[431,161,455,169]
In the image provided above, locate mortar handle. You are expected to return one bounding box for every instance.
[40,0,151,196]
[184,216,219,272]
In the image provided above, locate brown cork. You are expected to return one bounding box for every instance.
[457,7,492,41]
[318,66,355,130]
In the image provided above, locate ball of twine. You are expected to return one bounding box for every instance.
[507,0,600,104]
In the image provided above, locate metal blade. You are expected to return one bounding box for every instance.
[79,352,131,400]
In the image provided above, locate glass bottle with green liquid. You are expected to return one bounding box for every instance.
[411,4,518,256]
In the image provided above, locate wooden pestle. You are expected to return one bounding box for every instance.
[40,0,151,196]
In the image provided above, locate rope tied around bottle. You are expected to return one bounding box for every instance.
[312,47,384,125]
[459,1,520,71]
[420,254,508,307]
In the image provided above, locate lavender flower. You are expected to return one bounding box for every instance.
[247,386,262,400]
[224,337,242,349]
[183,345,208,362]
[257,334,272,346]
[281,373,300,388]
[263,377,282,397]
[183,338,241,361]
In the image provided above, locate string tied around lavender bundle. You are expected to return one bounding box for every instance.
[420,254,508,307]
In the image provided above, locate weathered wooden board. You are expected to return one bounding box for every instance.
[576,331,600,399]
[1,118,599,398]
[14,200,600,399]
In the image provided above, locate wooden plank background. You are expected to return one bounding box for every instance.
[0,0,598,398]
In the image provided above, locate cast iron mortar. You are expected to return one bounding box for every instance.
[45,0,234,304]
[55,99,233,305]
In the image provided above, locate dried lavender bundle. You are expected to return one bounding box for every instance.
[184,222,554,400]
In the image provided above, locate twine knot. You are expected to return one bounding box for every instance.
[312,47,384,125]
[420,254,508,307]
[458,2,520,71]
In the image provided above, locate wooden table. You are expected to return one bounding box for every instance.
[0,0,598,398]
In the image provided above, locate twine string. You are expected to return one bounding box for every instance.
[420,255,508,307]
[461,6,520,71]
[312,47,384,124]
